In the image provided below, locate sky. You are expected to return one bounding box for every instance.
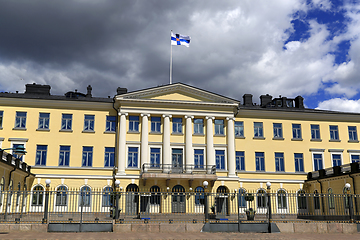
[1,0,360,112]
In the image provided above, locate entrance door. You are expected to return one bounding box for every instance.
[172,185,185,213]
[125,184,139,216]
[216,186,228,216]
[172,149,183,173]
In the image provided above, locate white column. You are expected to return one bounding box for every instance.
[141,113,150,171]
[206,116,215,170]
[185,115,193,172]
[163,114,172,172]
[118,112,128,175]
[227,117,236,177]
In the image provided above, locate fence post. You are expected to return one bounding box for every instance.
[266,182,272,233]
[115,180,120,219]
[203,181,209,222]
[43,179,51,224]
[345,183,354,223]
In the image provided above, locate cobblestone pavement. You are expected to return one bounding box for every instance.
[0,232,359,240]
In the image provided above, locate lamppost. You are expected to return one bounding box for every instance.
[345,183,354,223]
[114,180,120,219]
[266,181,272,233]
[43,179,51,224]
[203,181,209,222]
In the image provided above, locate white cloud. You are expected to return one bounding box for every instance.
[317,98,360,113]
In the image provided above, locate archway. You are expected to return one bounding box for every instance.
[172,185,185,213]
[126,184,139,215]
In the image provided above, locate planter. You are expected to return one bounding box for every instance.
[245,211,255,220]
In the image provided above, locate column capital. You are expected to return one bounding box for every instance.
[118,112,128,116]
[184,115,194,119]
[205,116,215,120]
[162,114,172,118]
[226,117,236,121]
[141,113,150,117]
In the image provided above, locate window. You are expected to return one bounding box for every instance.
[127,147,138,168]
[235,121,244,137]
[297,190,307,210]
[150,148,160,168]
[172,118,182,133]
[236,151,245,171]
[15,111,27,128]
[194,118,204,134]
[314,190,320,210]
[255,152,265,171]
[106,116,116,132]
[35,145,47,166]
[129,116,139,132]
[329,125,339,140]
[273,123,282,138]
[56,186,67,206]
[215,150,225,170]
[294,153,304,172]
[348,126,358,141]
[292,124,302,139]
[313,153,323,171]
[214,119,224,135]
[59,146,70,166]
[275,152,284,172]
[311,125,320,140]
[351,154,360,163]
[254,122,263,137]
[102,186,113,207]
[61,114,72,130]
[194,149,204,168]
[150,186,161,205]
[38,113,50,129]
[12,144,24,161]
[277,190,287,209]
[151,116,161,133]
[328,188,335,209]
[82,146,93,167]
[32,185,44,206]
[104,147,115,167]
[0,111,3,127]
[257,189,266,208]
[79,186,91,206]
[194,187,205,206]
[172,149,183,168]
[84,115,94,131]
[238,188,247,208]
[332,154,342,166]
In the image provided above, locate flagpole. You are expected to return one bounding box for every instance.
[170,30,173,85]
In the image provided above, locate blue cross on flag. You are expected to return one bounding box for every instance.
[171,32,191,47]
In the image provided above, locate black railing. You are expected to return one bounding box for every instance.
[142,164,216,174]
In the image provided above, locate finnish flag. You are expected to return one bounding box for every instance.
[171,32,191,47]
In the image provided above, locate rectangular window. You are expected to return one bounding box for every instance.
[348,126,358,141]
[194,118,204,134]
[15,111,27,128]
[194,149,204,168]
[151,117,161,133]
[254,122,263,137]
[35,145,47,166]
[84,115,94,131]
[106,116,116,132]
[38,113,50,129]
[82,146,93,167]
[61,114,72,130]
[172,149,183,169]
[351,154,360,163]
[12,144,24,161]
[329,125,339,140]
[172,118,182,133]
[236,151,245,171]
[129,116,139,132]
[294,153,304,172]
[104,147,115,167]
[273,123,282,138]
[275,152,285,172]
[128,147,138,168]
[292,124,302,139]
[255,152,265,171]
[311,125,320,140]
[215,150,225,169]
[235,121,244,137]
[59,146,70,167]
[150,148,160,168]
[214,119,224,135]
[313,153,323,171]
[0,111,3,127]
[332,154,342,167]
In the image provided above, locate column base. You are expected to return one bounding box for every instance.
[116,171,126,176]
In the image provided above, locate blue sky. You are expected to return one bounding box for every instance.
[1,0,360,112]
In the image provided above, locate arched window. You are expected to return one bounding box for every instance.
[80,186,91,207]
[238,188,247,208]
[257,189,266,208]
[314,190,320,210]
[277,189,287,209]
[32,185,44,206]
[102,186,113,207]
[297,190,307,210]
[328,188,335,209]
[217,186,228,194]
[194,186,204,206]
[126,184,139,192]
[150,186,160,205]
[56,186,68,206]
[16,182,21,206]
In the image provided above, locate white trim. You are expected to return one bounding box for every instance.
[349,152,360,163]
[312,152,324,171]
[126,144,141,169]
[214,146,227,171]
[193,146,206,166]
[149,145,162,165]
[330,152,343,167]
[235,178,304,183]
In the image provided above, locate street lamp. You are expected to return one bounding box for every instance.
[266,182,272,233]
[345,183,354,223]
[203,181,209,222]
[1,145,27,157]
[43,179,51,223]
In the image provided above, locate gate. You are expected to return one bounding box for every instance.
[172,185,185,213]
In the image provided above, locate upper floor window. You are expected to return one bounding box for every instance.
[15,111,27,128]
[215,150,225,170]
[294,153,304,172]
[275,152,284,172]
[332,154,342,167]
[0,111,3,128]
[150,148,161,168]
[351,154,360,163]
[84,115,94,131]
[313,153,323,171]
[61,114,72,130]
[311,124,320,140]
[255,152,265,171]
[35,145,47,166]
[128,147,138,168]
[194,118,204,134]
[106,116,116,132]
[104,147,115,167]
[38,113,50,130]
[236,151,245,171]
[194,149,204,168]
[348,126,358,141]
[129,116,139,132]
[214,119,224,135]
[273,123,282,138]
[82,146,93,167]
[254,122,263,138]
[292,124,302,139]
[151,117,161,133]
[235,121,244,137]
[59,146,70,167]
[329,125,339,140]
[172,118,182,134]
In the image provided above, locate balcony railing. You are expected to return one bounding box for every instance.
[141,163,216,174]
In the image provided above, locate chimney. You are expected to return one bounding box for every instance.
[86,85,92,98]
[117,87,127,95]
[243,94,253,106]
[295,96,304,108]
[25,83,51,95]
[260,94,272,107]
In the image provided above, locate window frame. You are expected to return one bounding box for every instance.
[194,149,204,169]
[104,147,115,167]
[15,111,27,129]
[236,151,245,171]
[254,122,263,138]
[55,186,68,206]
[214,119,224,135]
[0,111,3,128]
[129,115,139,132]
[215,149,226,170]
[348,126,358,141]
[38,113,50,130]
[292,124,302,139]
[255,152,265,172]
[329,125,339,141]
[82,146,93,167]
[294,153,304,172]
[105,116,116,132]
[275,152,284,172]
[61,114,73,130]
[235,121,244,138]
[83,114,95,131]
[273,123,283,139]
[193,118,204,135]
[59,146,70,167]
[151,116,161,133]
[172,117,183,134]
[127,146,139,168]
[311,124,321,140]
[331,153,342,167]
[312,153,324,171]
[35,145,47,166]
[150,147,161,168]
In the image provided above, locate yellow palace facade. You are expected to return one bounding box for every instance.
[1,82,360,201]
